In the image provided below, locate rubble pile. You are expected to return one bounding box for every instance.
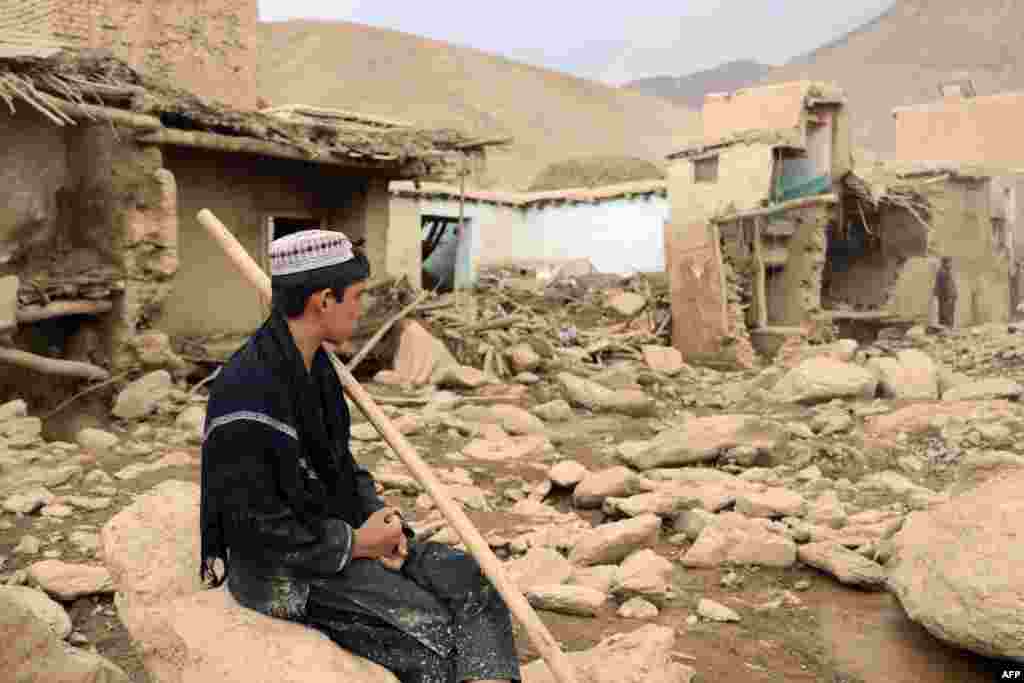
[2,294,1023,681]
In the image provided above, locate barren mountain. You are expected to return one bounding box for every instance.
[623,60,774,109]
[256,20,698,190]
[762,0,1024,160]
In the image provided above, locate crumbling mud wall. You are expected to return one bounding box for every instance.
[824,202,928,311]
[769,206,829,324]
[889,178,1009,325]
[668,142,776,226]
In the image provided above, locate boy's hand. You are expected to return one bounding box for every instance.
[352,507,403,560]
[379,533,408,571]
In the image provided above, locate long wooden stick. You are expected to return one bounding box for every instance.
[196,209,578,683]
[0,347,110,381]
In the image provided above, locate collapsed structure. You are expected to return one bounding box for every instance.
[0,48,492,407]
[665,81,1015,367]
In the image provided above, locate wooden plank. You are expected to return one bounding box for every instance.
[753,218,768,328]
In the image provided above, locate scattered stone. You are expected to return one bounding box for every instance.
[507,343,541,372]
[888,462,1024,660]
[526,584,606,616]
[642,346,685,376]
[675,508,714,541]
[516,372,541,385]
[0,588,129,682]
[612,549,674,603]
[113,370,173,419]
[63,495,113,511]
[573,466,656,509]
[570,514,661,567]
[943,378,1024,402]
[0,398,27,423]
[3,486,54,514]
[806,491,847,529]
[773,358,878,404]
[618,597,659,619]
[606,292,646,317]
[14,535,41,555]
[40,503,74,518]
[622,415,785,470]
[75,428,120,453]
[1,417,42,446]
[532,399,573,423]
[0,585,72,639]
[174,406,206,443]
[520,624,695,683]
[798,542,887,590]
[548,460,587,488]
[490,404,546,435]
[28,561,113,600]
[681,512,797,568]
[734,487,805,518]
[867,350,939,400]
[697,598,740,623]
[506,547,573,592]
[569,565,619,594]
[557,373,655,417]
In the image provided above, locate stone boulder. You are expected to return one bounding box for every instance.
[521,624,695,683]
[507,343,542,372]
[489,404,547,435]
[0,587,128,682]
[797,542,886,590]
[28,561,114,601]
[569,514,661,567]
[506,547,573,593]
[606,292,647,317]
[611,549,674,603]
[888,463,1024,661]
[76,428,120,453]
[557,373,655,417]
[525,584,606,617]
[866,350,939,400]
[101,480,399,683]
[532,399,573,423]
[0,585,72,639]
[773,358,878,404]
[942,378,1024,402]
[641,346,685,376]
[113,370,173,420]
[621,415,785,470]
[573,466,656,509]
[680,512,796,568]
[548,460,587,488]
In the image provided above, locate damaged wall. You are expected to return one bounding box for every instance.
[702,82,810,145]
[157,147,371,337]
[823,202,928,311]
[888,177,1009,325]
[667,143,776,225]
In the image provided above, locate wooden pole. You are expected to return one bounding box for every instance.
[196,209,579,683]
[17,299,113,324]
[0,347,110,381]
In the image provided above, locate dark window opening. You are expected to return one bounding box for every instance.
[694,156,719,184]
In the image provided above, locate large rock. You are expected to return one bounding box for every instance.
[680,512,797,568]
[888,463,1024,661]
[101,480,399,683]
[548,460,587,488]
[507,343,541,372]
[0,398,27,423]
[641,346,685,376]
[113,370,173,419]
[506,547,573,592]
[773,358,878,404]
[175,406,207,443]
[569,514,661,567]
[521,624,695,683]
[0,585,72,639]
[573,466,656,509]
[525,584,606,617]
[0,587,128,683]
[942,378,1024,402]
[867,350,939,400]
[622,415,785,470]
[28,561,113,600]
[606,292,647,317]
[532,399,573,423]
[734,487,806,518]
[611,549,674,603]
[797,542,886,590]
[76,427,120,453]
[489,404,546,435]
[557,373,655,417]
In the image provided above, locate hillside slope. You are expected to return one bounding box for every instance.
[256,20,699,189]
[623,60,774,109]
[763,0,1024,160]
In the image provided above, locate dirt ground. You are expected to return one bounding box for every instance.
[0,381,1010,683]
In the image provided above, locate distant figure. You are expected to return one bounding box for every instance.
[933,256,958,327]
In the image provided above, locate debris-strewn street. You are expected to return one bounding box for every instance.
[2,277,1021,682]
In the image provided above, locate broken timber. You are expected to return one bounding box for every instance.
[17,299,113,324]
[0,347,109,381]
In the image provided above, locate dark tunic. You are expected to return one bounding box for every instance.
[934,266,958,326]
[200,310,520,682]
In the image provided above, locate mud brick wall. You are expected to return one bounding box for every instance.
[52,0,258,110]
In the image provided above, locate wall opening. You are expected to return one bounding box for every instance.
[421,215,464,292]
[693,156,719,184]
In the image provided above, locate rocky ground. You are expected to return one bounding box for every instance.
[2,299,1024,682]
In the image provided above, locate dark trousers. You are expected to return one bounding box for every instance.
[306,542,521,683]
[938,297,957,327]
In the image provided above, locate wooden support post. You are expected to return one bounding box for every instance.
[0,347,109,381]
[753,217,768,329]
[16,299,113,324]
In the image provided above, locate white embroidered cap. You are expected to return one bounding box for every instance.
[269,230,355,277]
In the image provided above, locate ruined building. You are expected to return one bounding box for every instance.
[0,49,489,412]
[665,81,1012,365]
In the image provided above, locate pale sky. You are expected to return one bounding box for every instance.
[257,0,895,84]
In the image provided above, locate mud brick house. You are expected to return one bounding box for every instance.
[0,49,487,407]
[892,86,1024,315]
[664,81,1011,365]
